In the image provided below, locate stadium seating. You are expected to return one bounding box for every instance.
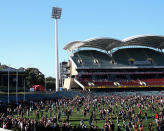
[71,50,113,68]
[142,49,164,65]
[68,48,164,90]
[71,48,164,68]
[112,49,130,65]
[77,76,164,89]
[113,48,164,66]
[141,78,164,86]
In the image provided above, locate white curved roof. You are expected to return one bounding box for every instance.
[64,37,123,51]
[64,35,164,51]
[123,35,164,49]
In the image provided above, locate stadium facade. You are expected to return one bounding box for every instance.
[63,35,164,90]
[0,64,25,91]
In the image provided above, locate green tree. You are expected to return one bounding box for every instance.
[25,68,45,88]
[45,76,56,90]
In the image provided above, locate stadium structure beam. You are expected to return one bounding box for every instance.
[52,7,62,92]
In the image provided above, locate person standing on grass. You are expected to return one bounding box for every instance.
[36,111,39,120]
[155,112,159,124]
[26,109,29,118]
[110,121,115,131]
[49,108,52,118]
[20,120,23,131]
[139,123,143,131]
[57,111,61,121]
[41,110,43,118]
[134,122,138,131]
[117,123,121,131]
[145,111,147,120]
[148,122,153,131]
[104,122,109,131]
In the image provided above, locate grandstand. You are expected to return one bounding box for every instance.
[63,35,164,90]
[0,64,25,91]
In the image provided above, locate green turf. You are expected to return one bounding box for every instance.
[13,101,163,130]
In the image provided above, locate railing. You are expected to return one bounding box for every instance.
[77,78,164,88]
[79,71,163,75]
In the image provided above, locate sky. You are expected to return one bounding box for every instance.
[0,0,164,77]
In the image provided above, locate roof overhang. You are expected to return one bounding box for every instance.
[64,35,164,51]
[64,37,123,51]
[123,35,164,49]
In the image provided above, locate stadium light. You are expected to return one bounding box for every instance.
[52,7,62,19]
[52,7,62,92]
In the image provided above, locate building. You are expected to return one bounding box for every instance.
[0,64,25,91]
[59,61,68,87]
[63,35,164,90]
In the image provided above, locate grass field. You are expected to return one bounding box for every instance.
[13,100,162,130]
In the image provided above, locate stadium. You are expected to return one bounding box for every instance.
[63,35,164,90]
[0,65,25,92]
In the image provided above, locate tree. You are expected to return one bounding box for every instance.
[25,68,45,88]
[45,77,56,90]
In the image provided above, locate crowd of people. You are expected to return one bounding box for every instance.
[0,91,164,131]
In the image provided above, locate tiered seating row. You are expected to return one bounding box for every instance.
[142,78,164,86]
[113,48,164,66]
[77,78,164,88]
[72,50,112,68]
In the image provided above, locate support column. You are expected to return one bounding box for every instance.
[16,71,18,103]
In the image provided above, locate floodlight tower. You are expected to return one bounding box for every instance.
[52,7,62,92]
